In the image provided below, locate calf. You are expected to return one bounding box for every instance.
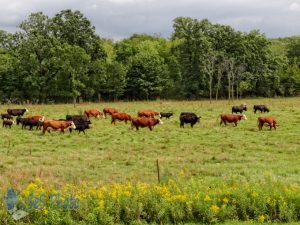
[3,120,14,128]
[257,117,277,130]
[232,104,247,114]
[220,114,247,126]
[1,113,13,120]
[253,105,269,113]
[180,112,201,128]
[131,117,163,131]
[160,112,173,119]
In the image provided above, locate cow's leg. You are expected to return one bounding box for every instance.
[149,126,153,131]
[191,123,193,128]
[180,122,184,128]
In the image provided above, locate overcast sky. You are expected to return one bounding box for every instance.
[0,0,300,40]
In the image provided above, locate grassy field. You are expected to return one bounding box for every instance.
[0,97,299,191]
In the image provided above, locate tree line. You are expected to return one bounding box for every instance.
[0,10,299,103]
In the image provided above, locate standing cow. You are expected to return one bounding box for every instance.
[84,109,103,118]
[253,105,270,113]
[220,114,247,126]
[138,110,160,118]
[257,116,277,130]
[111,112,132,124]
[131,117,163,131]
[232,104,247,114]
[103,108,118,118]
[179,112,201,128]
[7,108,28,116]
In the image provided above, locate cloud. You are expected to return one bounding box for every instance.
[0,0,300,40]
[289,2,300,11]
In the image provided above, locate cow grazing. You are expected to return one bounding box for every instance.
[103,108,118,118]
[84,109,104,118]
[42,120,76,134]
[220,114,247,126]
[253,105,270,113]
[1,113,13,120]
[7,108,28,116]
[137,110,160,118]
[257,117,277,130]
[232,104,247,114]
[111,112,132,124]
[160,112,173,119]
[179,112,201,128]
[131,117,163,131]
[3,120,14,128]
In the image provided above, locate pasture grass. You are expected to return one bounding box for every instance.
[0,97,299,191]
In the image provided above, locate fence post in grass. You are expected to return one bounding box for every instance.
[156,159,160,184]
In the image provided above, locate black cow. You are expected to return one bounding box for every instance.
[160,112,173,119]
[69,119,90,134]
[179,112,201,128]
[16,116,23,125]
[1,113,13,120]
[232,105,247,114]
[7,108,28,116]
[253,105,270,113]
[20,118,43,130]
[66,115,91,124]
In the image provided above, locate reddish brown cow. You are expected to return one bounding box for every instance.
[27,115,45,122]
[84,109,103,118]
[103,108,118,118]
[42,120,76,134]
[131,117,163,131]
[137,110,160,118]
[220,114,247,126]
[257,116,277,130]
[111,112,132,124]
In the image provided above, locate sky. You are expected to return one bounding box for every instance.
[0,0,300,40]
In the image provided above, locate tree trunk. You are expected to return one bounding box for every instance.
[73,96,76,108]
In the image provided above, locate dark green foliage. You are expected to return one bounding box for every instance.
[0,12,299,103]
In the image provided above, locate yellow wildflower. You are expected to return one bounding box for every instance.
[258,215,265,223]
[222,197,229,204]
[210,205,220,214]
[204,195,211,202]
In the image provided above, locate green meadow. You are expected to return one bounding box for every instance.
[0,97,299,191]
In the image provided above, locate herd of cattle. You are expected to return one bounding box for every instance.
[0,104,278,134]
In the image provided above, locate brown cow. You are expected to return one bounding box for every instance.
[257,116,277,130]
[3,120,14,128]
[137,110,160,118]
[27,115,45,122]
[84,109,103,118]
[220,114,247,126]
[131,117,163,131]
[103,108,118,118]
[42,120,76,134]
[1,113,13,120]
[111,112,132,124]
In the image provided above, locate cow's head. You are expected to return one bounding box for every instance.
[69,121,76,130]
[25,108,29,112]
[158,118,163,125]
[39,116,45,122]
[197,116,201,123]
[265,107,270,112]
[241,114,247,120]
